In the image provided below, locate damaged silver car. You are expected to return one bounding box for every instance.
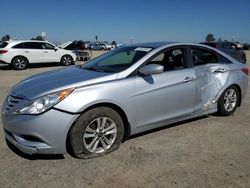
[2,42,249,159]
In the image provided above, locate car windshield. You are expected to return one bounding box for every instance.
[80,46,153,73]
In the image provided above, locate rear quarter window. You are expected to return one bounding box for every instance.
[12,43,24,49]
[0,42,9,48]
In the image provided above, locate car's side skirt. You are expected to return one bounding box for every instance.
[131,107,217,135]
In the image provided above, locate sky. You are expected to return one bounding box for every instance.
[0,0,250,44]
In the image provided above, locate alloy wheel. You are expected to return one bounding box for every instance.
[15,58,27,69]
[83,117,117,153]
[62,56,72,65]
[223,88,237,112]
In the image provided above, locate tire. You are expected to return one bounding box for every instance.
[11,56,28,70]
[69,107,124,159]
[241,55,246,64]
[217,85,240,116]
[61,55,73,66]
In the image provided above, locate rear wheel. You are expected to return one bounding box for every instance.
[11,56,28,70]
[69,107,124,159]
[61,55,73,66]
[217,85,240,116]
[241,55,246,64]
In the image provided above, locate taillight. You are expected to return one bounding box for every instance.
[0,50,8,54]
[242,67,249,75]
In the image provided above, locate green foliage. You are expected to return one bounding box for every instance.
[205,33,215,42]
[1,34,10,42]
[111,41,117,46]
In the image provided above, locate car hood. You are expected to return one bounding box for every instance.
[10,66,117,100]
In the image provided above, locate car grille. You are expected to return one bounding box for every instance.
[3,95,24,113]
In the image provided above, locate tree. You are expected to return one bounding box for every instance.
[95,35,98,42]
[217,37,222,42]
[1,34,10,42]
[205,33,215,42]
[111,41,117,46]
[31,36,44,41]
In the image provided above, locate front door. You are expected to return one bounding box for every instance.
[41,42,60,62]
[135,47,196,128]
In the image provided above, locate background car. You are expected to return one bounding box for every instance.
[201,41,247,64]
[0,40,76,70]
[99,43,112,50]
[58,41,91,61]
[89,43,104,50]
[2,42,248,159]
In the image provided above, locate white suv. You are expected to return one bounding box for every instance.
[0,40,76,70]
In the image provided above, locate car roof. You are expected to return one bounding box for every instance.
[2,40,52,48]
[5,40,48,45]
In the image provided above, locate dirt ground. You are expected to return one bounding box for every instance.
[0,51,250,188]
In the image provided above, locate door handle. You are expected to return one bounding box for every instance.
[183,77,194,83]
[24,51,29,53]
[44,51,48,53]
[212,68,227,73]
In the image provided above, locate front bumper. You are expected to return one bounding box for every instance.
[2,109,79,155]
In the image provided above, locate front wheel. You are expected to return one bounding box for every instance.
[217,85,240,116]
[61,55,73,66]
[69,107,124,159]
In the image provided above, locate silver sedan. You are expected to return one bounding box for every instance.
[1,42,249,159]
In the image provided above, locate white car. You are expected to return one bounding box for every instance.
[99,43,112,50]
[0,40,76,70]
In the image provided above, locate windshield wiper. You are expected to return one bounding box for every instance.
[82,66,113,73]
[84,66,97,71]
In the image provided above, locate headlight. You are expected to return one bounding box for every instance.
[15,88,74,115]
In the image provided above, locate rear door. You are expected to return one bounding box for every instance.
[12,42,44,63]
[135,47,196,128]
[189,46,230,112]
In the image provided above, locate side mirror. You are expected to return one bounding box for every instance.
[54,47,58,51]
[139,64,164,76]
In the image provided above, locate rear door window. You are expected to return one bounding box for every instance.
[12,42,43,49]
[191,48,217,66]
[23,42,43,49]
